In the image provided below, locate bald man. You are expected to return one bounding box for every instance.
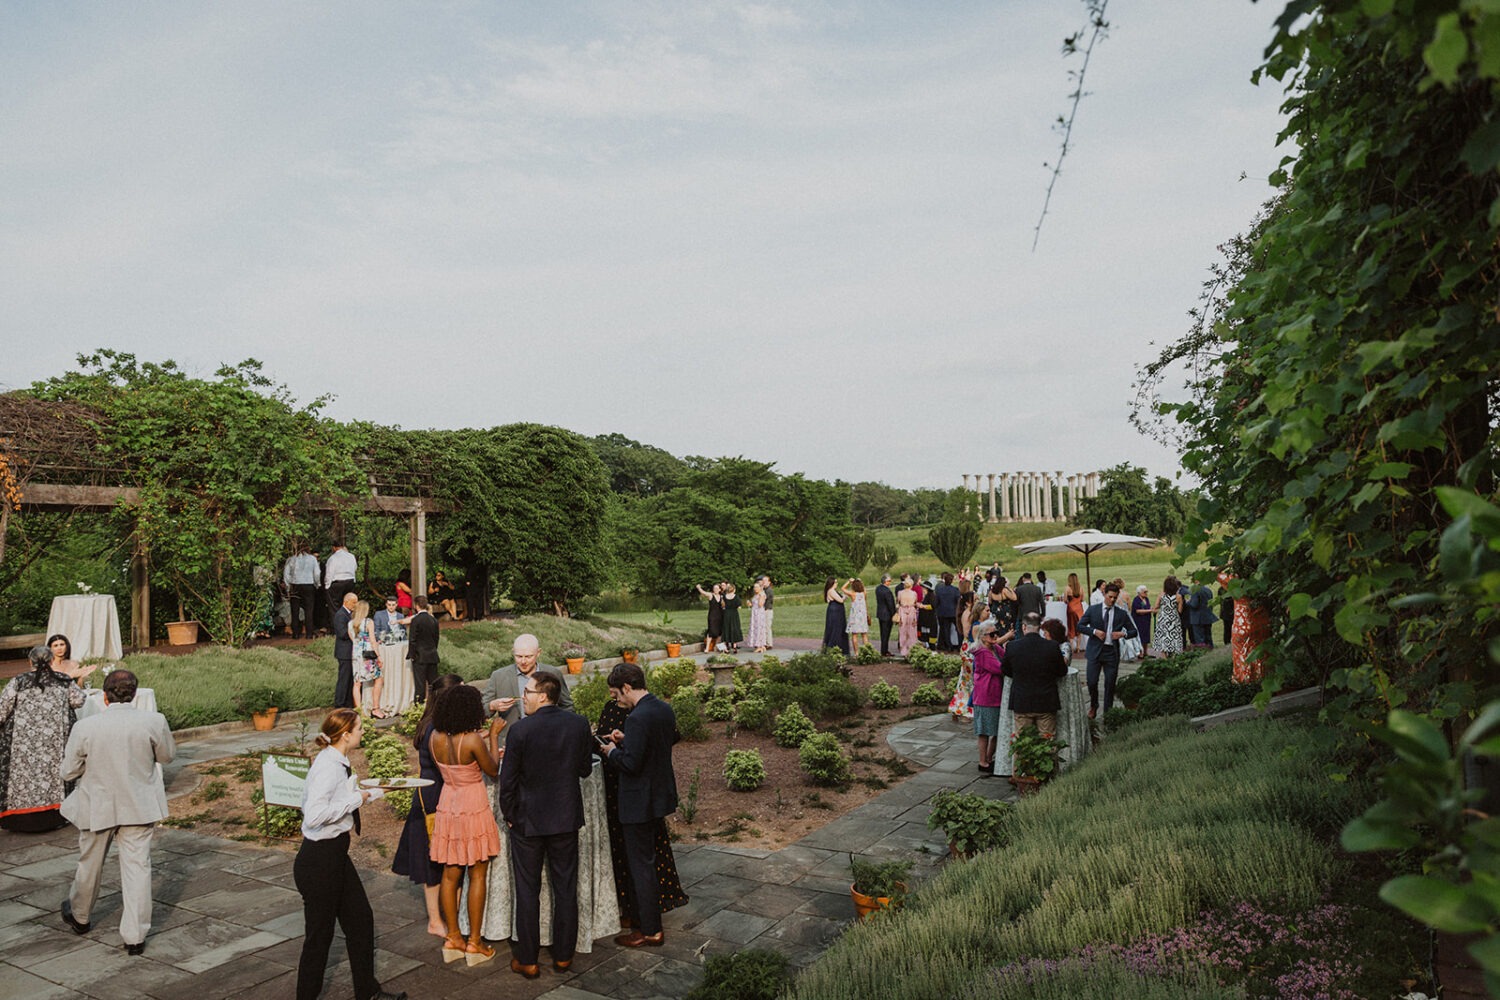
[480,633,574,744]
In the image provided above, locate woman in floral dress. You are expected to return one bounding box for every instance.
[747,580,770,653]
[0,646,87,832]
[842,578,870,655]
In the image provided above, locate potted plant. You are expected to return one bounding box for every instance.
[235,686,286,731]
[562,643,587,674]
[619,643,640,665]
[926,788,1008,858]
[165,593,202,646]
[704,653,738,690]
[665,639,682,658]
[1009,725,1067,796]
[849,854,913,920]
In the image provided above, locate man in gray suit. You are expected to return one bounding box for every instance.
[480,633,573,743]
[59,669,176,956]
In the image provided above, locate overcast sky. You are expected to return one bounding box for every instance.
[1,1,1287,490]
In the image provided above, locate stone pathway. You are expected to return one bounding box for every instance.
[0,706,1014,1000]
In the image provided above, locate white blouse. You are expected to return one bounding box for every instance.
[300,745,373,841]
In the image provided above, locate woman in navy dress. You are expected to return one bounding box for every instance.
[392,673,464,937]
[822,576,849,655]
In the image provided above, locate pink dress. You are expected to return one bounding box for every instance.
[429,734,500,866]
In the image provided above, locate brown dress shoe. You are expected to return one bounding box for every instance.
[553,958,572,972]
[613,931,665,948]
[510,958,540,979]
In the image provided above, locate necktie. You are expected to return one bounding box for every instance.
[343,763,361,835]
[1104,608,1114,644]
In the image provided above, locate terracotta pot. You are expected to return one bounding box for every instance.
[251,707,279,731]
[621,650,639,664]
[166,620,200,646]
[565,657,585,674]
[850,881,905,920]
[665,642,682,658]
[1008,775,1042,797]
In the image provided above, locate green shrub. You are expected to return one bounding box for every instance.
[723,749,766,791]
[964,956,1247,1000]
[570,672,611,725]
[685,948,791,1000]
[772,702,817,748]
[733,696,770,731]
[671,688,709,742]
[869,679,901,709]
[855,643,883,665]
[233,685,285,714]
[911,681,946,706]
[927,788,1009,856]
[732,662,760,697]
[649,658,700,700]
[920,653,962,679]
[250,787,303,838]
[850,855,913,900]
[705,692,735,721]
[364,733,413,819]
[390,699,425,738]
[799,732,852,786]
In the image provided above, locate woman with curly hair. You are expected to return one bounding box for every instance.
[392,674,465,936]
[429,683,505,965]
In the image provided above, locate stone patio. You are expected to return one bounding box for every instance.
[0,700,1029,999]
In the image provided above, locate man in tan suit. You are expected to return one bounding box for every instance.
[59,669,175,956]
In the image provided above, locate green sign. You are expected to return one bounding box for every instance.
[261,752,310,809]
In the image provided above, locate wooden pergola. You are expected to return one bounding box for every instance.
[1,395,445,649]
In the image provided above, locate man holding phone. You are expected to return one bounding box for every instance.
[480,634,574,743]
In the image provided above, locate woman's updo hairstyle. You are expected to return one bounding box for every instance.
[315,708,360,748]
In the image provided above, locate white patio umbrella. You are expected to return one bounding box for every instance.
[1013,528,1164,589]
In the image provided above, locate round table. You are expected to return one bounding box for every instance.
[78,687,157,721]
[992,667,1089,777]
[46,595,123,661]
[458,760,620,951]
[371,640,415,715]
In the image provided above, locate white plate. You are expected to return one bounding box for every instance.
[359,777,434,789]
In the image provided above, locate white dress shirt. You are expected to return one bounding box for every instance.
[324,548,357,586]
[283,552,319,587]
[300,746,378,840]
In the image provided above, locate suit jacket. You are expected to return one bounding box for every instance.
[60,703,175,830]
[1014,582,1045,620]
[606,693,679,824]
[1078,601,1138,666]
[406,610,439,665]
[497,704,595,837]
[1002,632,1069,713]
[875,584,897,621]
[933,583,961,617]
[372,608,404,638]
[481,663,574,737]
[332,606,353,659]
[1187,585,1219,626]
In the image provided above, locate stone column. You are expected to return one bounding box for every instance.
[410,507,428,610]
[987,473,997,523]
[1067,475,1078,517]
[1021,473,1032,522]
[1013,473,1023,521]
[1030,473,1040,522]
[1088,472,1099,497]
[962,474,971,513]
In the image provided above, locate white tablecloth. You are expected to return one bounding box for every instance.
[459,761,620,951]
[1044,600,1069,626]
[993,667,1089,777]
[46,595,123,661]
[77,687,158,721]
[367,640,415,716]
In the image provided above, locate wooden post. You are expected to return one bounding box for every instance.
[130,533,151,649]
[410,508,427,605]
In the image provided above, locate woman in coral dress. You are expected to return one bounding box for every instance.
[429,683,505,966]
[1065,573,1085,657]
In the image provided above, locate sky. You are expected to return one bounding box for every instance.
[0,1,1290,491]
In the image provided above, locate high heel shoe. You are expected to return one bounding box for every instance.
[441,937,466,964]
[465,941,495,967]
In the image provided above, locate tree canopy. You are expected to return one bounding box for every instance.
[1071,463,1194,542]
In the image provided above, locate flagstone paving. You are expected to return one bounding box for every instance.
[0,663,1045,999]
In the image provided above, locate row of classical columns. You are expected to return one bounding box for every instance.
[961,472,1099,523]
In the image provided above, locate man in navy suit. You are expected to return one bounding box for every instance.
[932,573,961,651]
[498,670,597,979]
[1077,583,1137,719]
[331,591,357,709]
[875,575,897,656]
[600,662,678,948]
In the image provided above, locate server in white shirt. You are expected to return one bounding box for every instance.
[283,545,320,640]
[293,709,405,1000]
[324,542,358,620]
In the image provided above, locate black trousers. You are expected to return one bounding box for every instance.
[621,820,662,935]
[1223,616,1232,646]
[1086,644,1121,714]
[410,658,437,704]
[327,579,356,619]
[334,657,354,709]
[291,584,318,639]
[294,834,377,1000]
[878,617,893,656]
[937,616,957,651]
[509,829,580,965]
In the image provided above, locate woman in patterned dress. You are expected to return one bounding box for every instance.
[747,580,770,653]
[349,601,387,719]
[896,586,920,657]
[1155,576,1186,657]
[842,578,870,655]
[0,646,87,832]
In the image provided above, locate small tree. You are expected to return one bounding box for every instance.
[840,529,876,574]
[871,544,898,576]
[928,520,980,570]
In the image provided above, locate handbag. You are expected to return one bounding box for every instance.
[418,786,435,836]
